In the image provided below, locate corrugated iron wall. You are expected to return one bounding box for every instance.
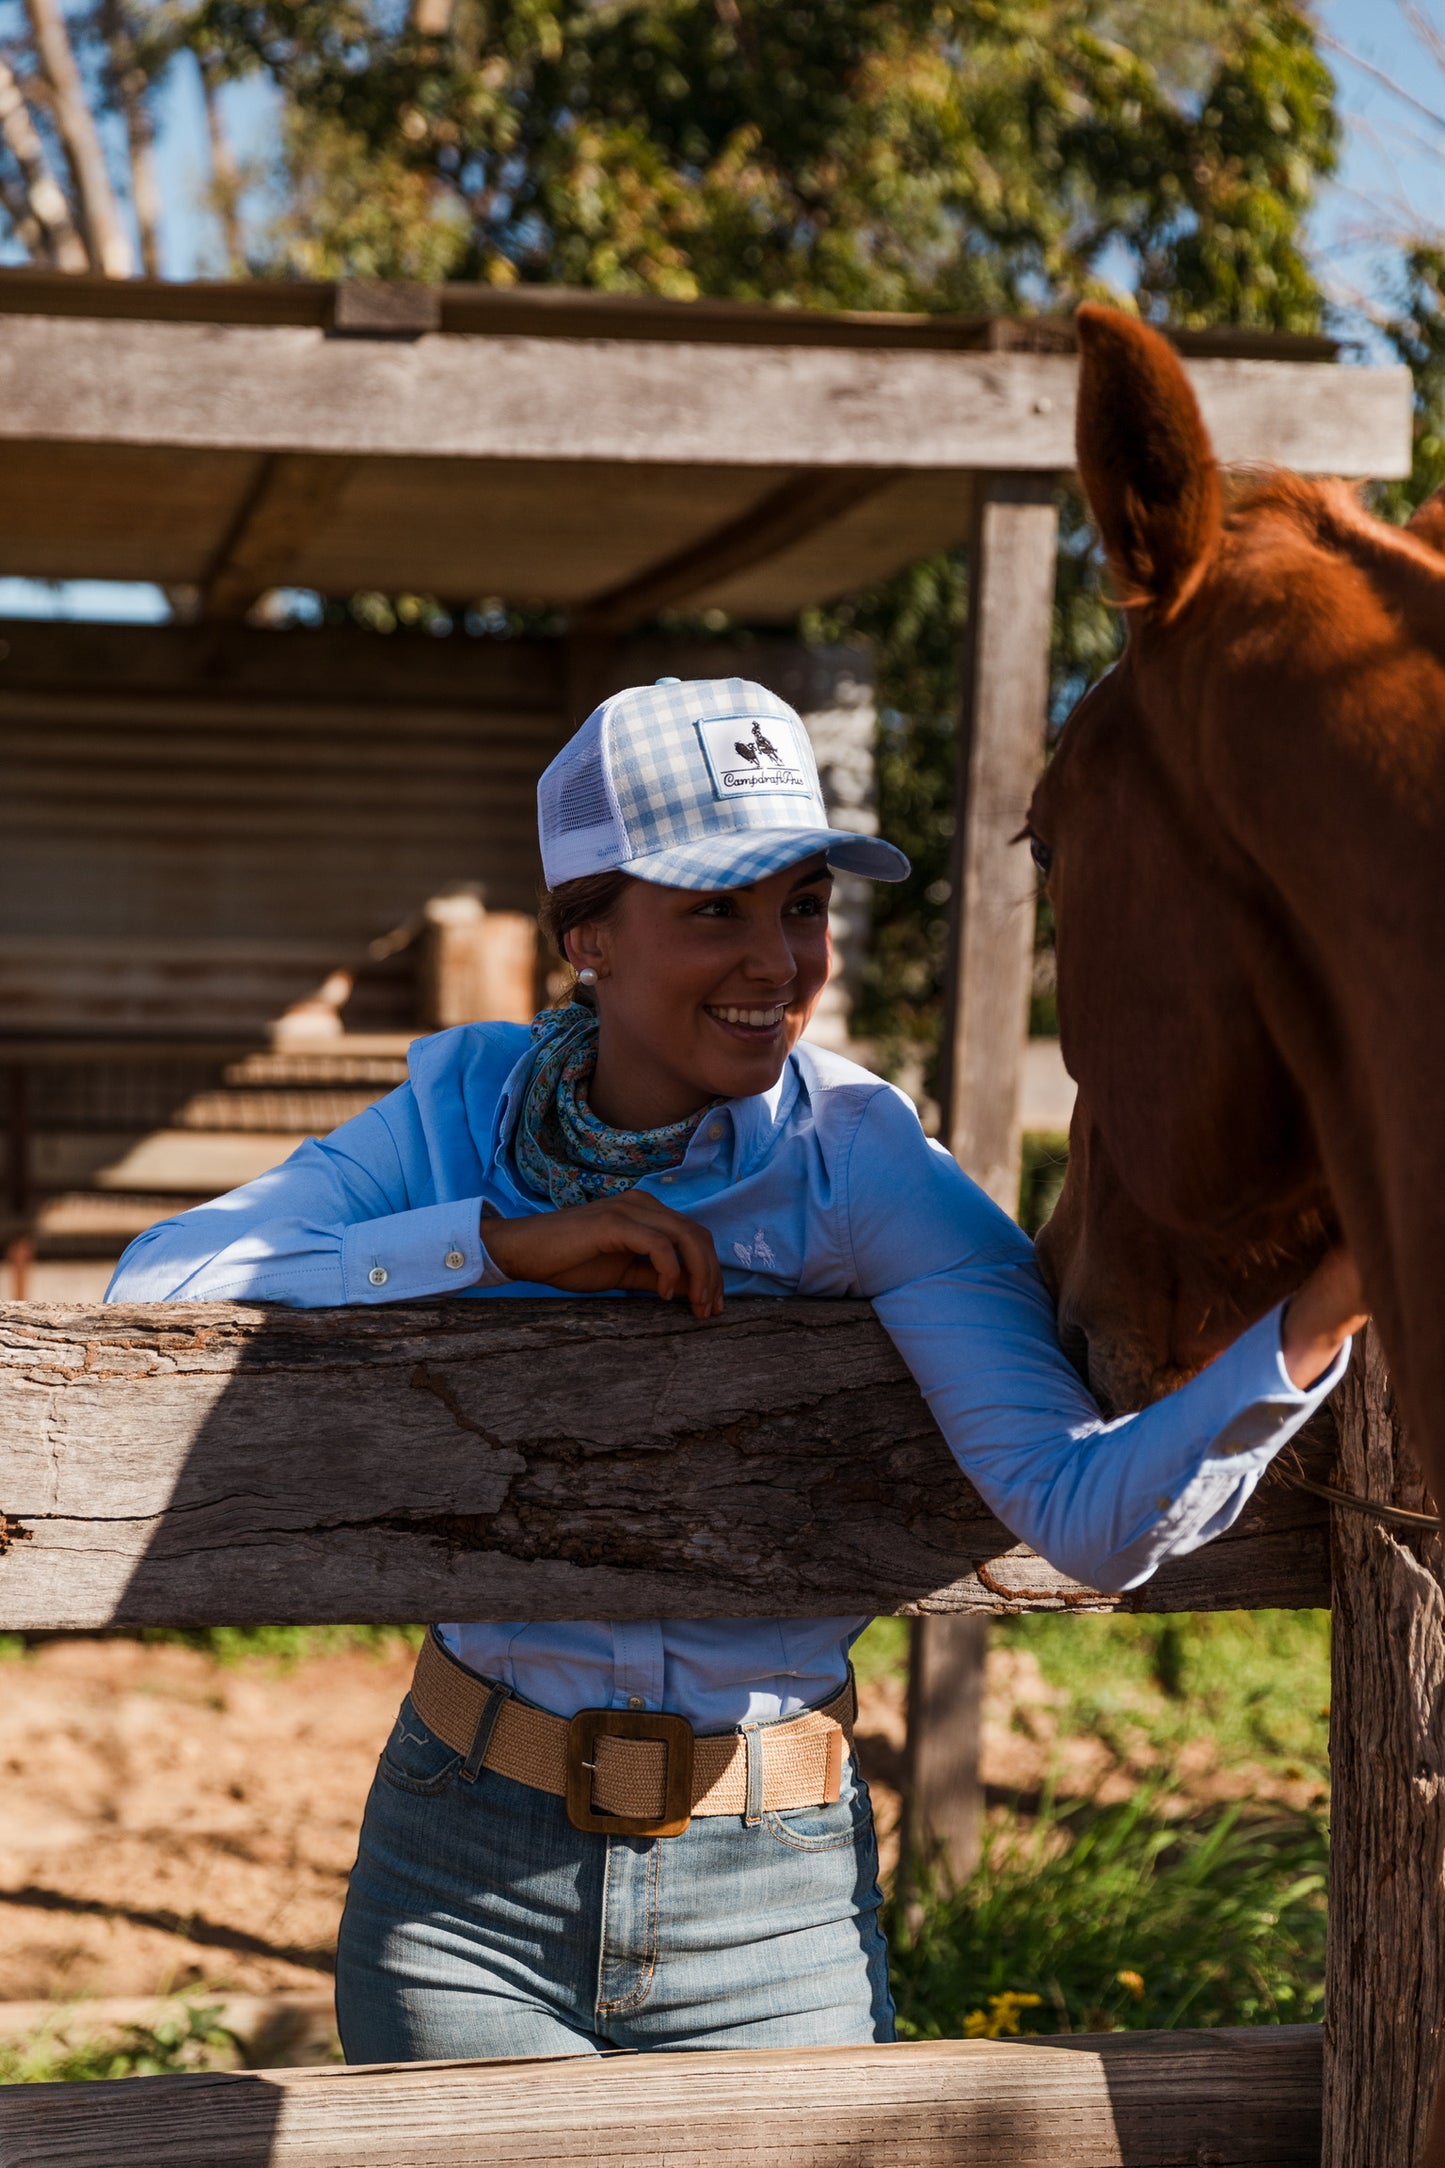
[0,625,876,1040]
[0,690,551,942]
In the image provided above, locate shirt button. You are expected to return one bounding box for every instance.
[1156,1494,1172,1511]
[707,1124,723,1141]
[368,1265,388,1287]
[444,1250,466,1270]
[661,1174,676,1185]
[627,1695,646,1711]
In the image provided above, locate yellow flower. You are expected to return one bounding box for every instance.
[961,1991,1044,2039]
[1117,1970,1146,2000]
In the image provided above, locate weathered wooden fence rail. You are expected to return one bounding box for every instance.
[0,1298,1333,1629]
[0,1296,1402,2168]
[0,2027,1323,2168]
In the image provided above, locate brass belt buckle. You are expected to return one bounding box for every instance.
[565,1709,695,1837]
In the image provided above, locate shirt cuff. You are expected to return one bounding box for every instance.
[1202,1300,1350,1464]
[340,1198,506,1303]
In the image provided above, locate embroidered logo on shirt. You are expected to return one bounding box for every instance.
[733,1228,777,1271]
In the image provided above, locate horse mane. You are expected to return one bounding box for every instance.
[1228,470,1445,587]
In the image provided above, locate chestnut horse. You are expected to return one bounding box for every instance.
[1030,306,1445,2154]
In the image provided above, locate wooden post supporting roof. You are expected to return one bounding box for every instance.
[939,475,1060,1196]
[903,473,1062,1889]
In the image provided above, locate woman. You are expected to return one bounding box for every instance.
[108,673,1362,2063]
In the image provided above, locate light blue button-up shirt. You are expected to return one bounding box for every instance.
[108,1023,1345,1728]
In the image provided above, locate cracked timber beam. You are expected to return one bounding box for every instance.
[0,1298,1332,1630]
[0,2025,1324,2167]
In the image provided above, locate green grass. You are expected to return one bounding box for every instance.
[854,1609,1332,2040]
[889,1785,1327,2037]
[141,1624,423,1669]
[0,1625,424,1670]
[851,1615,910,1686]
[0,2003,241,2084]
[995,1609,1332,1792]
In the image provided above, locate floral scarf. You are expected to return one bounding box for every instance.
[510,1001,715,1208]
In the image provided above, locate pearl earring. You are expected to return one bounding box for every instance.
[577,966,599,987]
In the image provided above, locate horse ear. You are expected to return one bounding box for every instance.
[1405,486,1445,557]
[1074,305,1222,618]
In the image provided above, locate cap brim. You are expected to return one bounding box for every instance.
[623,828,910,890]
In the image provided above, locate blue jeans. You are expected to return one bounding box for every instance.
[335,1687,895,2060]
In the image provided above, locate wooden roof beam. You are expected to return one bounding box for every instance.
[200,453,356,621]
[575,470,903,634]
[0,314,1412,476]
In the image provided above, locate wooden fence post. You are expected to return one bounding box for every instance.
[901,473,1060,1888]
[1324,1324,1445,2166]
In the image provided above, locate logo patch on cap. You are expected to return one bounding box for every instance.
[695,713,815,800]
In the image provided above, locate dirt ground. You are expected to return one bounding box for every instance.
[0,1635,1315,2011]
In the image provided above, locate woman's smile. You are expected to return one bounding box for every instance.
[703,1000,790,1041]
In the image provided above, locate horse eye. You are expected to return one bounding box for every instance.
[1029,834,1054,878]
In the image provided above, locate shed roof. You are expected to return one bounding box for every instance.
[0,272,1413,625]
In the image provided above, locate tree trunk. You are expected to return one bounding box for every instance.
[199,59,244,275]
[0,49,87,269]
[24,0,134,276]
[103,0,159,279]
[1323,1324,1445,2166]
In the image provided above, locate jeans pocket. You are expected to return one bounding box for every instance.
[763,1767,875,1853]
[377,1695,464,1797]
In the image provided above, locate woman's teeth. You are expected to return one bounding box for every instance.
[708,1005,786,1028]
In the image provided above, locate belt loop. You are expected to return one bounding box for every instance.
[463,1681,511,1783]
[743,1723,765,1826]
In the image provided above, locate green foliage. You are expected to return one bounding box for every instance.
[1019,1132,1069,1235]
[851,1613,911,1685]
[136,1622,424,1668]
[185,0,1335,325]
[889,1786,1327,2036]
[804,552,968,1081]
[856,1608,1331,2040]
[999,1608,1332,1788]
[1377,245,1445,526]
[0,2002,239,2084]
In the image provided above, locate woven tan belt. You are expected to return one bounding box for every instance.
[410,1632,855,1839]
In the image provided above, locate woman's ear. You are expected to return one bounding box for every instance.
[562,921,608,979]
[1074,304,1222,620]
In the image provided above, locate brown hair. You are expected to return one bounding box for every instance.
[538,870,635,998]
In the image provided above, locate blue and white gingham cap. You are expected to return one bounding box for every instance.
[538,677,909,891]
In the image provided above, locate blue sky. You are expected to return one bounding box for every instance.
[7,2,1444,622]
[1315,0,1445,322]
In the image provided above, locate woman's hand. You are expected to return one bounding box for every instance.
[482,1196,724,1319]
[1281,1245,1369,1390]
